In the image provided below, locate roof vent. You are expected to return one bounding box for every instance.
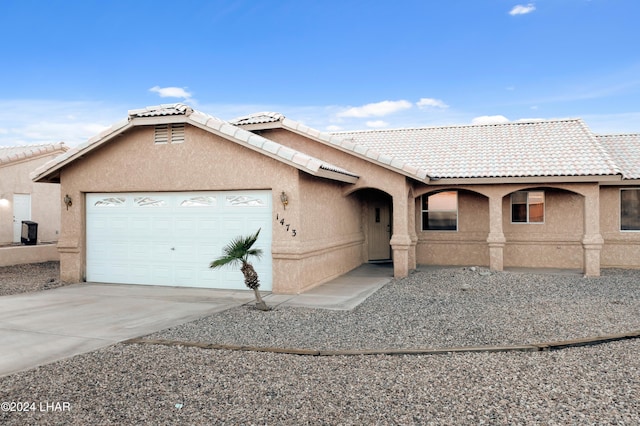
[154,124,185,144]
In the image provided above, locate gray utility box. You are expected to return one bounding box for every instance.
[21,221,38,245]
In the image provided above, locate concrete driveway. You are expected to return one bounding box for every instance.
[0,284,257,377]
[0,263,392,377]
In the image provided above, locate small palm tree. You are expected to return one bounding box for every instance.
[210,228,270,311]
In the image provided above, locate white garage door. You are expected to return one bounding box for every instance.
[86,191,272,290]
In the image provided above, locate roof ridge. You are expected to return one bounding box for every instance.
[596,133,640,138]
[332,118,585,135]
[230,111,285,125]
[128,103,193,118]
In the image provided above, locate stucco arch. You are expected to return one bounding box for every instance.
[412,183,603,275]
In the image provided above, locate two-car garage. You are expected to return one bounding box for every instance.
[85,191,272,290]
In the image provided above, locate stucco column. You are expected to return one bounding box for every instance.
[391,191,411,278]
[58,189,83,283]
[582,188,603,277]
[486,194,506,271]
[408,195,418,270]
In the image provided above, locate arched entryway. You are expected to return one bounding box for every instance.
[354,188,393,262]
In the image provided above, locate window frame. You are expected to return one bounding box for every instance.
[421,191,458,232]
[510,190,545,224]
[620,188,640,232]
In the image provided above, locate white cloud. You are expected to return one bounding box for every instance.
[149,86,193,99]
[509,3,536,15]
[471,115,510,125]
[366,120,389,128]
[337,100,412,118]
[325,125,343,132]
[0,100,123,146]
[416,98,449,109]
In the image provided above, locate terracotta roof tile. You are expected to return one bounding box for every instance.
[596,134,640,179]
[0,143,69,166]
[128,103,193,118]
[230,112,284,126]
[334,119,621,179]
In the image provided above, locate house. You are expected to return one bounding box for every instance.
[31,104,640,293]
[0,143,69,266]
[1,143,69,245]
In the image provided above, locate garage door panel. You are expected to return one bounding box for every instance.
[86,191,272,290]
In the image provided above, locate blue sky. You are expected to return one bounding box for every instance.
[1,0,639,146]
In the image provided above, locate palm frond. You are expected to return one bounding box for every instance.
[209,228,262,269]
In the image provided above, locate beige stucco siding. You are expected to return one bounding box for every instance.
[0,154,62,245]
[272,173,364,293]
[503,188,585,269]
[600,186,640,268]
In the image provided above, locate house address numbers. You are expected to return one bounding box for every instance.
[276,213,296,237]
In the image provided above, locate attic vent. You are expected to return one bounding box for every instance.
[171,124,185,143]
[154,124,185,144]
[154,125,169,144]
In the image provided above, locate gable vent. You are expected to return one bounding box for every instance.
[171,124,185,143]
[154,124,185,144]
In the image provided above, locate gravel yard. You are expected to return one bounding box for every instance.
[1,263,639,424]
[0,262,63,296]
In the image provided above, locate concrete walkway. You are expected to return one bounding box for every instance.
[0,263,392,377]
[264,262,393,310]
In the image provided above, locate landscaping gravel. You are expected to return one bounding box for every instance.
[1,263,639,424]
[150,267,640,350]
[0,261,63,296]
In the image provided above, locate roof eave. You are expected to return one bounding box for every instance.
[428,174,623,185]
[234,121,284,131]
[315,169,359,184]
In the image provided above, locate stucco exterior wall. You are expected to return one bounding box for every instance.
[503,188,585,269]
[56,124,321,293]
[273,172,364,293]
[0,154,62,245]
[600,186,640,268]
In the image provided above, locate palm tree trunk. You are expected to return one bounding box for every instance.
[242,261,270,310]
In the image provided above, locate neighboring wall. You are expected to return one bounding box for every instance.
[600,186,640,268]
[0,154,62,245]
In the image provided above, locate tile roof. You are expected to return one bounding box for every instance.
[596,134,640,179]
[233,113,430,180]
[31,104,358,184]
[231,112,285,126]
[128,103,194,118]
[334,119,621,179]
[0,143,69,166]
